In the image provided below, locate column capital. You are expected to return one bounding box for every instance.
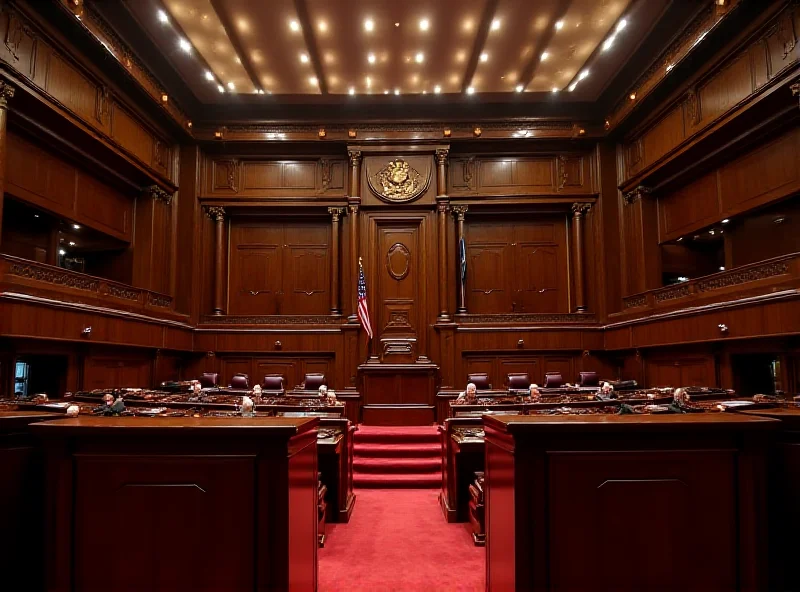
[204,205,226,221]
[436,201,450,214]
[0,81,15,109]
[622,185,651,205]
[348,150,362,166]
[328,206,346,221]
[435,148,449,166]
[143,185,173,205]
[452,205,468,221]
[571,202,592,216]
[348,204,359,215]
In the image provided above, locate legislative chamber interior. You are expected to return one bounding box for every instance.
[1,0,800,590]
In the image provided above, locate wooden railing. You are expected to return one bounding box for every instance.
[0,254,177,318]
[620,253,800,314]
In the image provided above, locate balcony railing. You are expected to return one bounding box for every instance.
[0,254,179,319]
[619,253,800,315]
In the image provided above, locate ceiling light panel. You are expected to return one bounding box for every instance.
[163,0,256,94]
[529,0,631,92]
[473,0,558,93]
[306,0,484,94]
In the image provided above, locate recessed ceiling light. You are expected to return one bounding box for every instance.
[178,38,191,53]
[59,249,66,256]
[555,20,564,30]
[309,76,318,85]
[602,35,615,51]
[364,18,374,32]
[157,10,168,24]
[666,63,675,72]
[365,76,372,88]
[491,19,501,31]
[466,86,475,95]
[434,85,441,94]
[709,230,716,235]
[616,18,627,32]
[515,84,524,92]
[394,22,400,27]
[677,237,683,242]
[422,90,427,94]
[419,18,429,31]
[73,224,80,230]
[368,53,376,64]
[579,70,589,80]
[415,52,424,63]
[552,87,559,93]
[318,20,327,32]
[289,20,300,32]
[300,53,309,63]
[384,90,389,94]
[719,266,725,271]
[568,82,577,91]
[629,92,636,100]
[69,241,76,246]
[540,51,549,61]
[349,87,355,95]
[257,89,265,95]
[721,218,730,224]
[480,52,488,62]
[217,84,225,93]
[205,70,214,81]
[34,214,39,218]
[394,88,400,95]
[227,81,235,91]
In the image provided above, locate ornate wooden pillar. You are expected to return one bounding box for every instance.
[571,203,591,312]
[205,206,227,315]
[436,148,450,321]
[0,82,15,246]
[329,206,345,315]
[452,205,468,314]
[347,150,362,322]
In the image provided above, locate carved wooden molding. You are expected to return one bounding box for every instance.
[148,293,172,308]
[685,88,700,126]
[435,148,449,166]
[695,261,789,292]
[201,315,343,325]
[623,186,652,204]
[571,203,592,216]
[348,150,362,166]
[654,284,691,303]
[452,205,468,221]
[106,284,140,301]
[348,204,359,215]
[8,261,99,291]
[320,159,331,190]
[328,206,346,221]
[792,81,800,109]
[204,206,226,221]
[623,294,648,309]
[143,185,173,205]
[464,156,476,190]
[0,81,15,109]
[386,243,411,281]
[457,313,596,324]
[557,155,568,190]
[436,201,450,214]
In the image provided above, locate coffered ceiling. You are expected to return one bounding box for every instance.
[117,0,672,104]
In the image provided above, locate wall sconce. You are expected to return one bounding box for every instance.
[318,128,327,138]
[348,129,357,138]
[629,92,637,101]
[443,128,452,137]
[161,93,169,104]
[578,128,586,136]
[186,121,193,129]
[214,130,223,139]
[473,127,482,137]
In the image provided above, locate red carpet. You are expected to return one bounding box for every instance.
[353,425,441,488]
[319,489,484,591]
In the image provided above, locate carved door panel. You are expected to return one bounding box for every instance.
[513,221,568,313]
[234,247,281,315]
[466,221,513,313]
[282,223,330,315]
[375,219,425,362]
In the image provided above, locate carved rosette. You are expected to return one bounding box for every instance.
[0,81,15,109]
[367,158,430,203]
[205,206,226,221]
[328,206,346,221]
[143,185,173,205]
[452,205,468,221]
[623,185,652,205]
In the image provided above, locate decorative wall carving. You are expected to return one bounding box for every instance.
[452,205,468,221]
[348,150,362,166]
[328,206,345,221]
[386,243,411,281]
[148,293,172,308]
[143,185,173,205]
[571,203,592,216]
[201,315,343,325]
[464,157,476,190]
[623,294,648,309]
[8,262,99,291]
[106,284,140,301]
[654,284,691,303]
[623,186,652,204]
[367,158,429,203]
[458,313,596,324]
[320,159,331,190]
[685,88,700,126]
[776,9,797,59]
[204,206,226,221]
[695,261,790,292]
[0,81,15,108]
[383,340,413,355]
[214,159,239,192]
[435,149,449,166]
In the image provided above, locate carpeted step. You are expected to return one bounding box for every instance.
[353,457,441,474]
[353,442,441,457]
[353,428,439,445]
[353,473,442,488]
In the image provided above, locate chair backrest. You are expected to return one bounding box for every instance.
[303,373,326,390]
[199,372,218,388]
[507,373,531,389]
[578,371,599,387]
[543,372,564,388]
[467,373,491,390]
[230,373,249,389]
[262,374,285,391]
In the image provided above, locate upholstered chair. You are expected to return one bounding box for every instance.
[230,373,250,389]
[467,373,492,390]
[199,372,219,388]
[302,373,326,391]
[507,373,531,390]
[578,371,600,387]
[543,372,564,388]
[262,374,285,392]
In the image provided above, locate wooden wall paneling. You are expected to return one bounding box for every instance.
[640,107,686,173]
[621,190,661,295]
[658,172,720,241]
[176,145,201,320]
[221,357,253,387]
[153,351,183,384]
[479,158,554,194]
[204,158,347,198]
[83,351,153,390]
[254,358,298,390]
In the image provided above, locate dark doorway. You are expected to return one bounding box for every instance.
[14,355,69,399]
[731,354,780,396]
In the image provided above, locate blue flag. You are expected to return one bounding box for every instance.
[458,237,467,282]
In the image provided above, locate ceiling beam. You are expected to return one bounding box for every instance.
[208,0,264,92]
[461,0,500,93]
[517,0,572,92]
[293,0,328,94]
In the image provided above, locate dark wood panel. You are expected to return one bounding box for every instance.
[659,172,719,239]
[205,159,347,197]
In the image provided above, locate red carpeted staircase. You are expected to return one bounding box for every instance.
[353,425,441,488]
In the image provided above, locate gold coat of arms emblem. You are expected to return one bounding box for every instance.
[368,158,427,202]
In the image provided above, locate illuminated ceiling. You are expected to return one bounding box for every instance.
[120,0,670,103]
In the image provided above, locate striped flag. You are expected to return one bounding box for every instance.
[357,258,373,340]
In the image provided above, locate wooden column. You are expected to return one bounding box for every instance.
[0,82,15,247]
[205,206,226,315]
[571,203,591,312]
[347,150,362,322]
[328,206,345,315]
[436,148,450,321]
[452,205,468,314]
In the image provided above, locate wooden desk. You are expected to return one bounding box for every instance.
[439,417,484,523]
[483,413,777,592]
[317,418,356,523]
[32,416,320,592]
[0,411,54,592]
